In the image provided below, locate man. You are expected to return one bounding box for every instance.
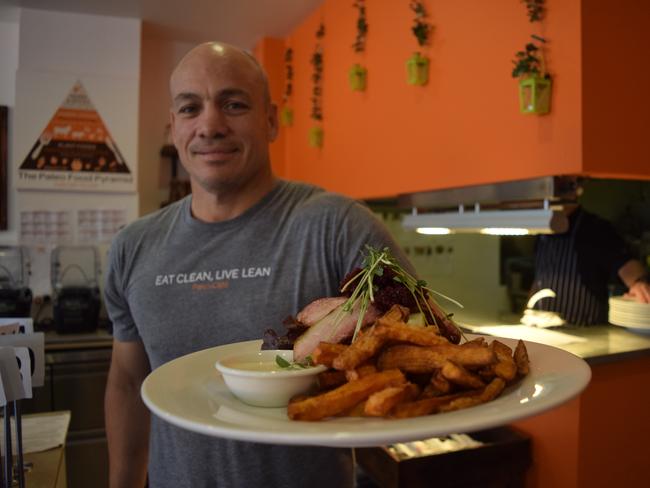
[104,42,410,488]
[532,199,650,325]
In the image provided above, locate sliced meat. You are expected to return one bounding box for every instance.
[296,296,347,326]
[426,298,462,344]
[294,301,381,362]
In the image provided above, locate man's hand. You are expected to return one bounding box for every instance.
[626,279,650,303]
[619,260,650,303]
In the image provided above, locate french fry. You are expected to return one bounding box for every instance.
[288,316,530,421]
[514,339,530,376]
[438,377,506,413]
[381,304,411,322]
[339,400,367,417]
[374,318,451,346]
[441,360,485,389]
[421,371,452,398]
[377,344,496,373]
[491,340,517,382]
[391,391,475,418]
[317,370,347,390]
[311,342,348,367]
[332,333,385,371]
[364,382,419,417]
[287,369,405,421]
[345,362,377,381]
[463,336,486,347]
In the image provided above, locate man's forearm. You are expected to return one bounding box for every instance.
[105,379,150,488]
[618,259,650,303]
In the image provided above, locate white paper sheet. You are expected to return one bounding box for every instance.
[461,324,588,347]
[0,411,71,455]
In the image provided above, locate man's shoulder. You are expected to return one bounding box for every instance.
[280,180,357,215]
[113,198,186,246]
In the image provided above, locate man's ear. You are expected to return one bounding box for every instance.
[169,110,176,142]
[267,103,279,142]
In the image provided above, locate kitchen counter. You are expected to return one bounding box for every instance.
[453,313,650,487]
[454,310,650,364]
[23,329,112,488]
[549,324,650,364]
[42,328,113,351]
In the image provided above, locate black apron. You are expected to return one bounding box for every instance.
[532,210,606,325]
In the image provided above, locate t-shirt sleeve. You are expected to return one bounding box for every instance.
[334,200,415,277]
[104,234,141,342]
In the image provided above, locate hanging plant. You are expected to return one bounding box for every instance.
[411,1,432,46]
[352,0,368,53]
[280,47,294,126]
[522,0,545,22]
[406,1,432,86]
[512,35,552,114]
[349,0,368,92]
[309,23,325,147]
[512,0,551,115]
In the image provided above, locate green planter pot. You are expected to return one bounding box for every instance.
[518,76,552,114]
[280,106,294,126]
[406,52,429,86]
[308,126,323,148]
[348,64,367,91]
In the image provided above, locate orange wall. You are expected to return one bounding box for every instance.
[581,0,650,179]
[513,398,581,488]
[263,0,584,199]
[512,355,650,487]
[253,37,286,178]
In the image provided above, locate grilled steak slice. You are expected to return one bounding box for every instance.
[296,296,347,326]
[294,302,380,362]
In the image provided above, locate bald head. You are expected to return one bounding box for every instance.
[170,42,271,108]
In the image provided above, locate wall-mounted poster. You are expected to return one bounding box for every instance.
[17,81,133,192]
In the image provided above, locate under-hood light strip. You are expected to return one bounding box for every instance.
[404,207,565,235]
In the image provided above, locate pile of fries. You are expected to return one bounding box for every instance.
[287,306,530,421]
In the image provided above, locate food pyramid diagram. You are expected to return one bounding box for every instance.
[20,81,130,174]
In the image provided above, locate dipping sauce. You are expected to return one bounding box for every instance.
[229,360,283,372]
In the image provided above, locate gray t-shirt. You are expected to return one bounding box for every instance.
[104,180,409,488]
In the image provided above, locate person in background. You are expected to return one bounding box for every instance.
[532,178,650,326]
[103,41,411,488]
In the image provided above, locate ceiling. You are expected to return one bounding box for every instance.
[0,0,325,49]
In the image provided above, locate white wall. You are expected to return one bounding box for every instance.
[379,212,511,323]
[4,8,142,295]
[138,34,193,216]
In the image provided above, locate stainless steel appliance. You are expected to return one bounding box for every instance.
[0,246,33,318]
[51,246,101,334]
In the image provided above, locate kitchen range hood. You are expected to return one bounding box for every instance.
[399,176,579,235]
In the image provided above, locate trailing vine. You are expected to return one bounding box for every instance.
[282,47,293,106]
[522,0,545,22]
[352,0,368,53]
[512,34,547,78]
[410,1,432,47]
[512,0,549,79]
[280,47,294,126]
[310,23,325,121]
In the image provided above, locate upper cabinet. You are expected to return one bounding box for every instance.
[256,0,650,200]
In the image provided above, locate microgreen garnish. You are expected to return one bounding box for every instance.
[275,355,291,368]
[335,245,464,342]
[275,355,313,370]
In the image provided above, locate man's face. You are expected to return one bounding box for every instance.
[170,50,278,195]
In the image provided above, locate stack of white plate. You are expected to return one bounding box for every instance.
[609,296,650,330]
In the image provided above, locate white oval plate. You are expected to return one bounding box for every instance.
[141,337,591,447]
